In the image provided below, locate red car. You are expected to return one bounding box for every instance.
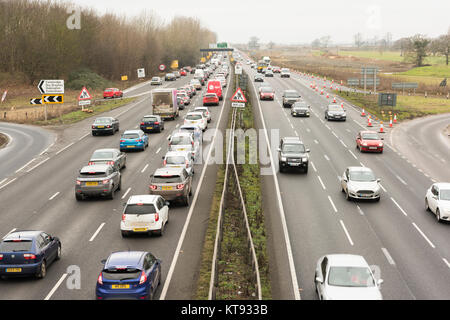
[180,70,187,76]
[356,131,384,153]
[103,88,123,99]
[272,67,281,73]
[260,87,275,100]
[203,93,219,106]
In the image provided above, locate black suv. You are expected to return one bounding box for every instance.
[282,90,301,108]
[278,137,310,173]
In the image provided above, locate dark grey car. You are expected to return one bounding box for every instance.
[88,148,126,171]
[282,90,301,108]
[291,102,311,117]
[278,137,310,173]
[325,104,347,121]
[92,117,119,136]
[149,167,193,206]
[75,164,121,200]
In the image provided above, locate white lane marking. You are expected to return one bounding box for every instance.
[340,220,354,246]
[49,192,60,201]
[306,128,311,133]
[39,141,55,156]
[26,158,50,173]
[55,142,74,155]
[141,164,149,173]
[44,273,68,300]
[325,125,331,130]
[2,228,17,240]
[317,176,326,190]
[314,139,319,144]
[15,158,36,173]
[379,183,387,193]
[0,178,8,186]
[382,248,396,265]
[332,131,339,139]
[360,162,365,167]
[156,147,161,154]
[391,197,408,216]
[121,187,131,200]
[443,258,450,269]
[356,205,364,216]
[340,140,347,148]
[294,130,299,137]
[412,223,435,249]
[395,175,407,185]
[176,124,180,128]
[328,196,338,213]
[324,155,330,161]
[78,133,90,141]
[346,129,352,133]
[348,150,358,159]
[0,178,17,190]
[89,223,106,242]
[310,161,317,172]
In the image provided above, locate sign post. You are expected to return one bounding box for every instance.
[230,87,247,108]
[38,80,64,122]
[78,86,92,111]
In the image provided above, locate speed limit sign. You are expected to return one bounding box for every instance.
[159,64,166,71]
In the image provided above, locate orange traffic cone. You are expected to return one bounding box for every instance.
[326,93,329,98]
[389,118,393,128]
[367,116,372,127]
[393,114,397,124]
[320,89,324,95]
[333,97,336,103]
[341,103,344,109]
[379,121,384,133]
[361,108,366,117]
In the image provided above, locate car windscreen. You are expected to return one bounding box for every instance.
[143,116,158,122]
[171,136,191,145]
[349,170,376,182]
[166,156,186,165]
[293,103,308,108]
[122,133,139,140]
[0,240,33,252]
[284,92,299,98]
[328,266,375,287]
[125,204,157,215]
[94,118,112,124]
[152,77,159,81]
[328,106,343,112]
[361,133,380,140]
[104,89,113,92]
[440,189,450,200]
[186,114,202,120]
[92,151,114,159]
[281,68,290,72]
[102,269,141,281]
[152,175,183,184]
[282,144,305,153]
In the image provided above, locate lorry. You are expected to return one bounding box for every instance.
[151,88,179,120]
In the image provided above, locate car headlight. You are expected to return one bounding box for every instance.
[281,157,287,162]
[362,142,368,146]
[379,143,383,147]
[302,157,308,162]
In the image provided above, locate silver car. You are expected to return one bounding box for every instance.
[88,148,126,171]
[168,132,198,159]
[75,164,121,200]
[150,77,162,85]
[194,107,211,123]
[162,150,195,175]
[341,166,381,201]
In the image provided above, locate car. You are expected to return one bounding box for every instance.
[291,102,310,117]
[325,104,347,121]
[182,86,194,98]
[282,90,301,108]
[0,230,61,279]
[315,254,383,300]
[190,67,196,74]
[190,79,202,90]
[254,74,264,82]
[356,131,384,153]
[265,70,274,77]
[92,117,119,136]
[177,91,190,106]
[184,111,208,131]
[207,80,223,100]
[140,115,164,133]
[150,77,162,85]
[163,150,195,175]
[340,166,381,201]
[88,148,126,171]
[177,124,203,144]
[165,73,176,81]
[75,164,121,200]
[103,88,123,99]
[278,137,310,173]
[203,93,219,107]
[258,82,272,93]
[168,131,198,159]
[120,195,170,237]
[176,96,185,110]
[120,130,149,152]
[251,63,257,69]
[425,183,450,222]
[188,85,196,96]
[180,69,187,76]
[215,75,227,88]
[260,87,275,100]
[96,251,162,300]
[149,167,193,206]
[272,66,281,73]
[194,106,211,123]
[174,71,181,78]
[280,68,291,78]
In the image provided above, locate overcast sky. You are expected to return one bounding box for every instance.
[66,0,449,44]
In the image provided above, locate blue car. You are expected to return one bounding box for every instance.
[120,130,149,152]
[96,251,162,300]
[0,230,61,279]
[140,115,165,133]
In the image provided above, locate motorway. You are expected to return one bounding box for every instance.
[0,68,232,300]
[241,54,450,300]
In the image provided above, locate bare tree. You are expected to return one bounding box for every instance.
[404,34,430,67]
[432,34,450,65]
[354,33,364,48]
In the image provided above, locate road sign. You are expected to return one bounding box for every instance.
[378,93,397,107]
[137,68,145,78]
[78,100,91,106]
[171,60,179,69]
[360,78,380,85]
[347,78,360,86]
[361,67,378,75]
[38,80,64,94]
[159,64,166,71]
[121,75,128,81]
[200,57,206,63]
[78,86,92,101]
[230,88,247,103]
[392,83,418,89]
[42,94,63,104]
[232,102,245,108]
[30,98,42,105]
[235,64,243,75]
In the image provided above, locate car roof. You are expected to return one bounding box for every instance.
[282,137,302,142]
[164,150,190,158]
[187,111,205,116]
[325,254,369,268]
[434,183,450,189]
[123,130,142,134]
[80,164,112,173]
[105,251,147,269]
[3,230,42,242]
[154,167,185,175]
[348,166,373,172]
[92,148,119,153]
[127,195,159,205]
[171,131,193,137]
[143,114,160,118]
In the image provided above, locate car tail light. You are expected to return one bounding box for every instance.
[149,185,157,190]
[154,213,159,222]
[76,180,81,185]
[92,125,95,129]
[120,140,125,143]
[102,179,109,184]
[163,160,167,166]
[97,273,103,285]
[140,122,145,125]
[107,161,114,165]
[191,141,194,146]
[0,254,3,260]
[88,162,94,165]
[139,271,147,285]
[154,122,159,125]
[122,213,126,221]
[107,125,111,128]
[24,254,36,260]
[138,139,142,142]
[176,184,185,190]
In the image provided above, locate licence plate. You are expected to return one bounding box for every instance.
[369,147,377,150]
[127,145,135,148]
[97,126,105,128]
[147,127,153,129]
[178,148,186,151]
[86,182,98,186]
[133,228,148,232]
[111,284,130,289]
[288,163,300,166]
[6,268,22,273]
[162,186,173,190]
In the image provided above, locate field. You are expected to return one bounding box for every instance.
[338,50,447,65]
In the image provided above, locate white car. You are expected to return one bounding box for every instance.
[150,77,162,85]
[216,76,227,88]
[190,79,202,90]
[194,106,211,123]
[425,182,450,222]
[163,150,194,175]
[120,195,169,237]
[341,166,381,201]
[184,112,207,131]
[315,254,383,300]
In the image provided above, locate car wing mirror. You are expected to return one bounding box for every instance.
[165,201,170,206]
[377,279,384,286]
[315,276,324,284]
[277,148,281,152]
[306,149,310,153]
[377,178,381,183]
[101,259,107,265]
[381,138,384,140]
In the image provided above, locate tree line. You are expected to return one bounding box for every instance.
[0,0,217,85]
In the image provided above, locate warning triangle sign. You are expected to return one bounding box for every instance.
[230,88,247,103]
[78,86,92,100]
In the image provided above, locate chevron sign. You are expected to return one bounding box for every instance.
[30,98,42,105]
[42,94,64,104]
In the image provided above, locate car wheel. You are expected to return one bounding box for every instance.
[75,193,83,201]
[117,179,121,191]
[425,199,430,211]
[184,195,190,207]
[155,223,165,237]
[304,166,308,174]
[121,231,128,238]
[37,260,47,279]
[92,132,96,136]
[55,244,62,261]
[436,209,441,222]
[345,190,351,201]
[108,188,115,200]
[375,196,381,202]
